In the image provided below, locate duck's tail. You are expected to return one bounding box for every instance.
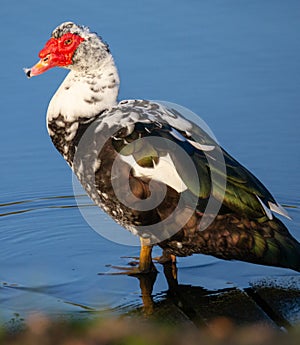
[249,217,300,272]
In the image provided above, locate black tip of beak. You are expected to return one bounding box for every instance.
[23,68,32,79]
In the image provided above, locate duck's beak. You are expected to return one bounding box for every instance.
[24,54,57,78]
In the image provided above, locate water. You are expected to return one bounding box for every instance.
[1,0,300,325]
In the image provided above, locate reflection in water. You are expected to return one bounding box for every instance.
[3,259,300,328]
[127,261,300,329]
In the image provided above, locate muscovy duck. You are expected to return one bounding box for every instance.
[25,22,300,274]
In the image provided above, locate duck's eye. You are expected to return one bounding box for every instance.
[64,38,73,45]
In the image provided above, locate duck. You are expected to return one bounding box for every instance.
[25,21,300,274]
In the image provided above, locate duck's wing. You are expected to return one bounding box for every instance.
[105,100,290,221]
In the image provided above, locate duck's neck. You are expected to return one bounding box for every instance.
[46,55,119,163]
[47,55,119,124]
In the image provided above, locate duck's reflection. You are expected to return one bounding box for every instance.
[133,262,300,328]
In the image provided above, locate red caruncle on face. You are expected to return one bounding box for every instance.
[39,33,85,67]
[26,32,85,77]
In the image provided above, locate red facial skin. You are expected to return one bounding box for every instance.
[28,33,85,76]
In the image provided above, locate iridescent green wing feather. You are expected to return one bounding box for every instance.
[111,112,286,221]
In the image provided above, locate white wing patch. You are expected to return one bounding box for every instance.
[187,140,215,152]
[170,128,215,152]
[169,128,186,142]
[256,195,273,220]
[120,153,188,193]
[268,201,292,220]
[256,195,291,220]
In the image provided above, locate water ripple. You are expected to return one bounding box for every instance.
[0,194,95,217]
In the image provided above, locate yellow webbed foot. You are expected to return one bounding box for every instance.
[99,238,157,276]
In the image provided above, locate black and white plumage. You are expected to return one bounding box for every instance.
[26,22,300,273]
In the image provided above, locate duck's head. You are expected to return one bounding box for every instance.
[25,22,111,77]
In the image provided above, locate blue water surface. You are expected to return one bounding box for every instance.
[1,0,300,324]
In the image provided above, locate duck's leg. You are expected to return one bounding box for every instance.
[137,238,157,273]
[154,250,177,279]
[100,238,157,275]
